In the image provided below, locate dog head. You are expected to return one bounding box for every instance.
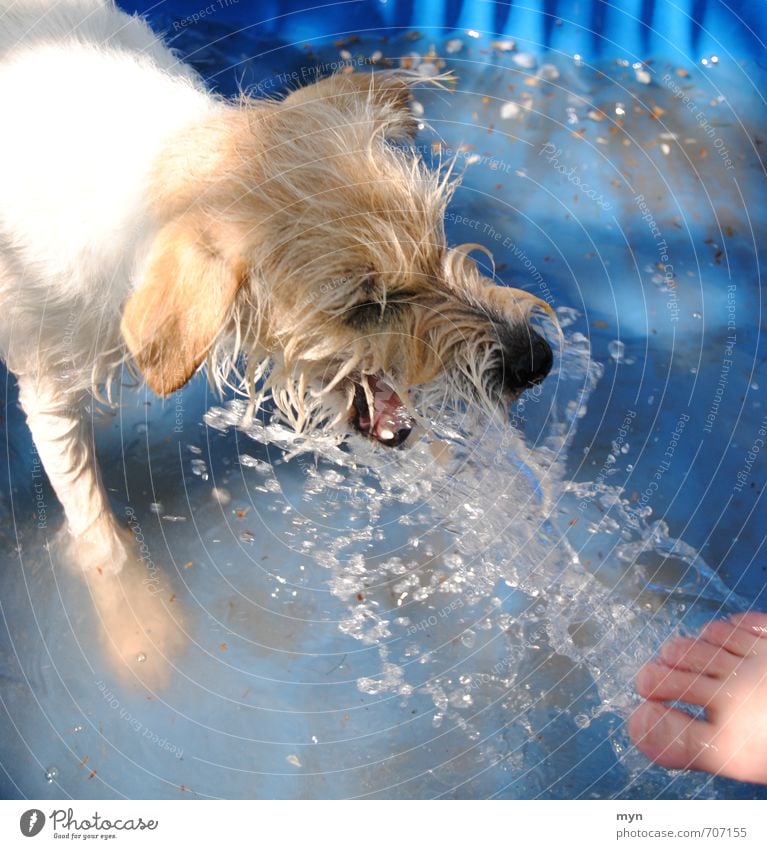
[122,73,554,445]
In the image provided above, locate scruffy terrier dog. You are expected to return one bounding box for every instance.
[0,0,553,684]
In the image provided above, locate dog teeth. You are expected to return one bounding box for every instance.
[379,428,395,441]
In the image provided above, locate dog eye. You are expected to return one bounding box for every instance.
[347,300,386,326]
[345,290,417,328]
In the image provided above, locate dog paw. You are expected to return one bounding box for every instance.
[82,554,188,691]
[63,517,188,690]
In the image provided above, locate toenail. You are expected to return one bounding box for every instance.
[636,663,664,694]
[634,704,655,743]
[634,703,665,748]
[635,666,652,691]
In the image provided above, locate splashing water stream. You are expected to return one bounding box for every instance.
[204,322,741,797]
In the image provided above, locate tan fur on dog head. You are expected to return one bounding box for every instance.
[122,72,554,439]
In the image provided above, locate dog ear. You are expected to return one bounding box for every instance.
[282,73,419,142]
[121,218,244,396]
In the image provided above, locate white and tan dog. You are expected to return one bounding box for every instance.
[0,0,553,682]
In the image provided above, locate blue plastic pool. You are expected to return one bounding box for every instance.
[1,0,765,800]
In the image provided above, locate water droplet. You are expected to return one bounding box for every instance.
[555,306,581,327]
[73,724,84,733]
[211,486,231,505]
[574,714,591,729]
[136,652,147,664]
[239,454,272,474]
[608,340,625,362]
[692,311,702,319]
[500,101,520,120]
[635,68,652,85]
[538,63,560,81]
[45,766,59,783]
[512,52,537,70]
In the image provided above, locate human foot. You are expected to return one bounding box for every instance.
[628,612,767,784]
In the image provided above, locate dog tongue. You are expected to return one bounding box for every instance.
[366,376,414,446]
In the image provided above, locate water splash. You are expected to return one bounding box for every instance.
[205,314,740,794]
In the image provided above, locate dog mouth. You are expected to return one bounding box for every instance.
[349,375,415,447]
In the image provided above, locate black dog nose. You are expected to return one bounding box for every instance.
[502,329,553,392]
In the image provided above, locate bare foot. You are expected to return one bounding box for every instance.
[628,612,767,784]
[63,517,187,690]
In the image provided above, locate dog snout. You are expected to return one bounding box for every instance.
[501,328,553,393]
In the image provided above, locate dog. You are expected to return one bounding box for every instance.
[0,0,553,682]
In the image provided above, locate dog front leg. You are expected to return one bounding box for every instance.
[18,375,186,687]
[17,375,130,573]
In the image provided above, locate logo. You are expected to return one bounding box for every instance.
[20,809,46,837]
